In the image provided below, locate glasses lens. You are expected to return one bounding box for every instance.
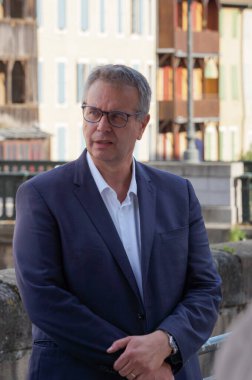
[108,112,128,128]
[83,106,102,123]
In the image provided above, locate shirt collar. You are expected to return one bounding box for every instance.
[86,152,137,197]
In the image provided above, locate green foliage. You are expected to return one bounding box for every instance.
[229,227,246,242]
[221,245,235,254]
[241,149,252,161]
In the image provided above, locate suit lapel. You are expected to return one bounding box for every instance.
[73,151,142,302]
[136,163,156,291]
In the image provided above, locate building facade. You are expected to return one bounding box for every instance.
[36,0,157,161]
[219,0,252,161]
[0,0,38,129]
[157,0,220,161]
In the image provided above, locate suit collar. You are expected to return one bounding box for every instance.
[73,151,157,303]
[135,162,156,293]
[73,150,143,303]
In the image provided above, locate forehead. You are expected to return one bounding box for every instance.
[86,80,139,109]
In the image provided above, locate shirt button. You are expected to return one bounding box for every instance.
[137,313,145,320]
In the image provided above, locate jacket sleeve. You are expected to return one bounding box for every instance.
[13,180,127,370]
[157,180,222,371]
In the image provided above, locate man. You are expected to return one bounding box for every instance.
[13,64,221,380]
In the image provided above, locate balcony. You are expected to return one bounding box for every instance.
[175,30,219,55]
[0,19,37,57]
[159,95,219,122]
[0,104,38,125]
[158,26,219,56]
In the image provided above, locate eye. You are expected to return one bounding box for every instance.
[88,107,100,117]
[109,112,127,123]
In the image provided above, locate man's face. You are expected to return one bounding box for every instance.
[83,80,149,169]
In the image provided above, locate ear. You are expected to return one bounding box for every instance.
[137,114,150,140]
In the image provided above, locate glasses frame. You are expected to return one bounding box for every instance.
[81,104,142,128]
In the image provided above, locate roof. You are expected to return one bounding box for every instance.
[0,124,50,140]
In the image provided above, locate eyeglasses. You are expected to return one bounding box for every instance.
[81,105,142,128]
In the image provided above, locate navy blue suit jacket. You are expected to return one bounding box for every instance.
[13,150,221,380]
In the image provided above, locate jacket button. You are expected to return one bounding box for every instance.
[137,313,145,320]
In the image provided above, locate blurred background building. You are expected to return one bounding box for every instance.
[1,0,252,163]
[36,0,157,161]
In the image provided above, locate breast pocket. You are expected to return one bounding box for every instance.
[155,226,189,266]
[160,226,189,242]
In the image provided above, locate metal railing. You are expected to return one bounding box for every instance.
[0,172,35,220]
[0,160,66,220]
[199,333,231,380]
[0,160,66,173]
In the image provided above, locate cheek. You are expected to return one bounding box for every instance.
[83,125,92,141]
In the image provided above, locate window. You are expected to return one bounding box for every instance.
[146,63,153,89]
[10,0,24,18]
[77,63,89,102]
[231,129,236,160]
[57,62,66,104]
[219,65,225,100]
[79,124,86,153]
[38,61,43,103]
[231,9,239,38]
[131,0,143,34]
[0,0,4,19]
[176,61,187,101]
[231,65,238,100]
[80,0,89,31]
[58,0,66,30]
[147,0,152,35]
[193,63,203,100]
[0,61,6,105]
[36,0,43,27]
[57,126,67,160]
[12,61,25,104]
[99,0,105,33]
[117,0,123,34]
[219,127,225,161]
[19,143,29,160]
[219,9,224,37]
[132,63,140,72]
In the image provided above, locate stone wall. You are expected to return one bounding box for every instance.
[0,269,31,380]
[200,240,252,377]
[0,222,14,270]
[1,241,252,380]
[148,161,244,226]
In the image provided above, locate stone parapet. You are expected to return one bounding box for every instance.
[1,240,252,379]
[147,161,244,225]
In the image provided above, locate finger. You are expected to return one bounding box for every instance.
[113,353,130,372]
[126,372,138,380]
[107,337,131,353]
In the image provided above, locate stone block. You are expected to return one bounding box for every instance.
[202,207,232,224]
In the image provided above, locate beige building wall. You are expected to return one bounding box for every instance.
[37,0,157,161]
[219,7,243,161]
[242,9,252,155]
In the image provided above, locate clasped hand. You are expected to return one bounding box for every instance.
[107,331,174,379]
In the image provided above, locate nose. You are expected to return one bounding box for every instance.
[96,113,112,132]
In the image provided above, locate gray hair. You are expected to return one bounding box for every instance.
[83,64,152,116]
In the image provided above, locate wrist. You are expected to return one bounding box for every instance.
[158,330,178,356]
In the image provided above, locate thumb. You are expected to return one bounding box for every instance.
[107,336,131,353]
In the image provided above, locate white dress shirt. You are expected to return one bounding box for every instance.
[87,152,143,298]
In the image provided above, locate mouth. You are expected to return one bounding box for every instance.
[94,140,113,147]
[95,139,113,143]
